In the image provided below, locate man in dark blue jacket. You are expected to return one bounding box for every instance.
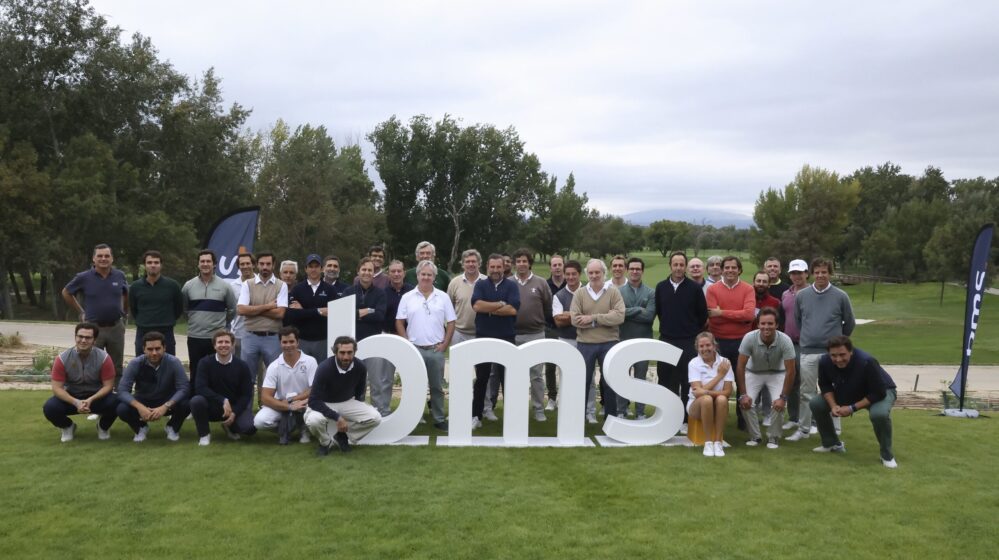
[285,254,338,361]
[116,331,190,442]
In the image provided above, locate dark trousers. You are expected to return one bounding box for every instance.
[116,397,190,434]
[189,395,257,438]
[475,335,514,418]
[43,394,118,430]
[134,326,177,356]
[186,337,216,389]
[658,336,697,422]
[578,340,618,417]
[717,337,745,429]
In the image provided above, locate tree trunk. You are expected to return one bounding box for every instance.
[49,273,59,320]
[0,264,12,320]
[9,270,22,304]
[20,268,38,307]
[39,274,48,308]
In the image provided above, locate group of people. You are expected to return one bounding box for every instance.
[47,242,897,467]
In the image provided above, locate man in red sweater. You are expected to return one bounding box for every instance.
[706,256,756,430]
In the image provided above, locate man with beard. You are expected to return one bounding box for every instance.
[307,336,383,455]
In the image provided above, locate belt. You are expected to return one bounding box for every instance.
[96,320,120,327]
[249,331,278,337]
[416,343,441,350]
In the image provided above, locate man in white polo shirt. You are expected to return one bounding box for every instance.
[254,326,317,445]
[396,260,457,431]
[735,307,797,449]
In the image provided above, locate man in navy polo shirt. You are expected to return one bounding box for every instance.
[128,250,183,356]
[286,254,337,361]
[470,253,521,427]
[62,243,129,388]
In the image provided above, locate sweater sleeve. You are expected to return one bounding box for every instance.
[361,288,386,324]
[354,362,368,401]
[722,284,756,321]
[863,358,888,404]
[116,358,140,404]
[233,361,253,414]
[195,358,224,405]
[694,286,708,329]
[169,358,190,403]
[632,287,656,325]
[308,365,340,421]
[596,290,625,326]
[841,293,856,336]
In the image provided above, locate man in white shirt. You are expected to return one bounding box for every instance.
[254,326,317,445]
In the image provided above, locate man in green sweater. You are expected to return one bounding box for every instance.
[129,250,183,356]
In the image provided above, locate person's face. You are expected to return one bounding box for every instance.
[198,254,214,276]
[306,261,322,281]
[828,345,852,369]
[75,328,96,353]
[812,265,831,290]
[758,314,777,341]
[586,263,605,286]
[143,339,165,366]
[550,257,564,277]
[722,260,741,283]
[417,267,435,288]
[696,337,717,360]
[92,248,113,271]
[280,333,299,354]
[611,259,626,279]
[688,259,704,279]
[417,246,434,262]
[213,335,233,358]
[324,259,340,281]
[388,263,404,285]
[707,261,722,278]
[369,250,385,270]
[564,267,580,289]
[765,260,781,281]
[238,256,255,278]
[628,261,643,284]
[358,262,374,286]
[144,257,162,278]
[280,265,297,285]
[335,343,355,369]
[463,255,480,276]
[257,257,274,279]
[487,258,504,282]
[670,256,686,281]
[789,270,808,288]
[503,256,512,274]
[515,256,531,276]
[753,273,770,294]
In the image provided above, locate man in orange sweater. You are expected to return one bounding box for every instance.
[706,255,755,430]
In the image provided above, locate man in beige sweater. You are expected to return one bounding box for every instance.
[571,258,625,419]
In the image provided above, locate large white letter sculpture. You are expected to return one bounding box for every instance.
[597,339,685,446]
[439,338,590,447]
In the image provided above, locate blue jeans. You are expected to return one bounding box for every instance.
[577,340,619,417]
[417,346,447,423]
[241,333,280,384]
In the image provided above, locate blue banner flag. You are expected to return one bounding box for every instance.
[951,223,994,406]
[204,207,260,280]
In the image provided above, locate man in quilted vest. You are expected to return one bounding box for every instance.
[42,323,119,442]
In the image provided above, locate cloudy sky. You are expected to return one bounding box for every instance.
[90,0,999,217]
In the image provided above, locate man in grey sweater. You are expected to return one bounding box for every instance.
[788,257,855,441]
[116,331,191,442]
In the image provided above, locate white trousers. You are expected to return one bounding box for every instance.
[744,372,785,440]
[305,399,382,445]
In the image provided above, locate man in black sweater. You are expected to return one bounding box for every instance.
[810,335,898,468]
[285,254,338,362]
[654,251,708,430]
[189,330,257,446]
[306,336,382,455]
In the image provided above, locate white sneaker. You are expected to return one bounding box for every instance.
[198,435,211,446]
[545,400,557,411]
[471,417,482,429]
[882,457,898,469]
[483,410,499,421]
[96,426,111,441]
[164,425,180,442]
[680,423,688,435]
[86,413,99,421]
[586,413,598,424]
[133,425,149,443]
[703,442,715,457]
[762,416,772,427]
[534,411,546,422]
[713,441,726,457]
[812,442,846,453]
[809,425,818,435]
[60,423,77,443]
[766,437,779,449]
[746,438,762,447]
[785,430,810,442]
[782,421,798,431]
[299,431,311,444]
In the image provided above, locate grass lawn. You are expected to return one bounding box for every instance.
[2,390,996,559]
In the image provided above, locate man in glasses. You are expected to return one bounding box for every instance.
[42,323,119,442]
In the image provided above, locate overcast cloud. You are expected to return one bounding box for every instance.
[89,0,999,217]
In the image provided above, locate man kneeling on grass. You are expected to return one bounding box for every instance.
[254,326,317,445]
[810,335,898,469]
[305,336,381,456]
[190,330,257,446]
[43,322,118,442]
[116,331,191,442]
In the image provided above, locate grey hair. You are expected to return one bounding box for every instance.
[416,260,438,277]
[461,249,482,263]
[388,259,405,270]
[280,260,298,273]
[706,255,723,266]
[585,258,607,274]
[415,241,436,258]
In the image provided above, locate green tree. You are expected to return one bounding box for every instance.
[521,173,590,258]
[645,219,692,257]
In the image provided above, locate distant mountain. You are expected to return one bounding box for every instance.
[621,208,755,229]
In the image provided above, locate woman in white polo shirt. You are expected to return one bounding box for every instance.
[687,331,734,457]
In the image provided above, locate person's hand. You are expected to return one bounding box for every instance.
[833,405,853,417]
[137,404,153,421]
[222,400,234,424]
[336,417,348,432]
[708,307,723,318]
[574,315,593,327]
[289,400,306,412]
[738,394,752,410]
[149,405,168,421]
[289,301,303,309]
[692,388,706,398]
[76,398,91,413]
[435,342,448,353]
[772,397,786,412]
[318,307,328,317]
